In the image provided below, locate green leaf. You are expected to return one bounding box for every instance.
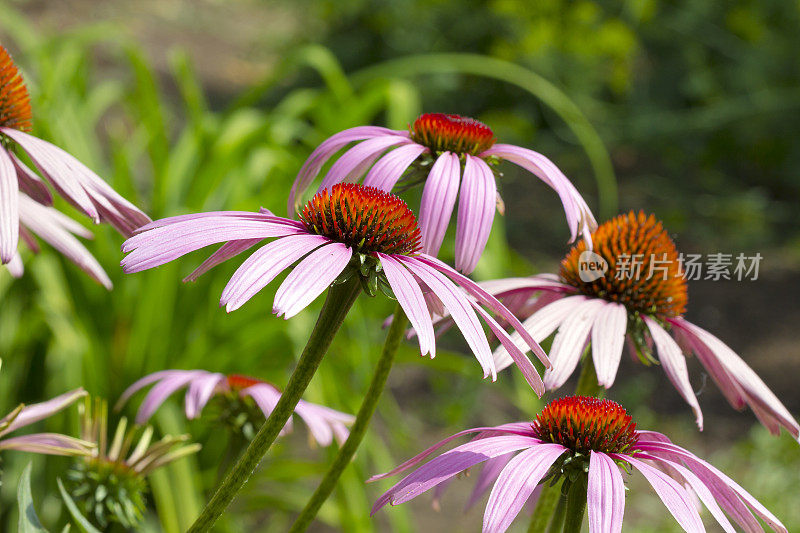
[57,478,102,533]
[18,462,48,533]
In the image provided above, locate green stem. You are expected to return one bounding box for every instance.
[545,490,567,533]
[562,476,588,533]
[188,278,362,532]
[289,303,408,532]
[573,356,604,398]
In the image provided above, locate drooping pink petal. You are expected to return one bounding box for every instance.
[465,452,515,510]
[5,251,23,277]
[587,451,624,533]
[483,444,566,533]
[317,136,410,194]
[397,256,495,379]
[185,372,225,419]
[18,195,112,289]
[477,275,576,298]
[293,399,355,447]
[11,152,52,206]
[455,155,496,274]
[221,234,329,312]
[183,238,263,282]
[371,435,540,514]
[544,298,606,390]
[417,152,460,257]
[0,433,92,456]
[0,148,19,263]
[378,253,436,357]
[135,371,207,424]
[0,388,87,437]
[644,317,703,429]
[273,242,352,319]
[242,383,293,436]
[617,454,705,532]
[590,301,628,388]
[289,127,403,212]
[363,143,427,191]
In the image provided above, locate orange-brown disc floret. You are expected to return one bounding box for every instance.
[532,396,638,455]
[0,46,32,132]
[300,184,422,256]
[410,113,496,155]
[560,211,688,319]
[226,374,264,391]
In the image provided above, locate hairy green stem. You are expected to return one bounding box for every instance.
[545,489,567,533]
[562,476,588,533]
[288,303,407,532]
[188,278,362,532]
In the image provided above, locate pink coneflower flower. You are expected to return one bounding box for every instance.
[0,387,93,456]
[0,45,150,285]
[116,369,356,447]
[288,113,596,274]
[121,184,550,393]
[482,211,799,438]
[370,396,787,533]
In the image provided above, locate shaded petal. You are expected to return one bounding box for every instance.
[5,251,23,277]
[0,147,19,263]
[378,253,436,357]
[544,299,606,390]
[644,317,703,429]
[418,152,460,257]
[590,301,628,388]
[221,234,329,312]
[184,238,263,282]
[465,452,515,510]
[0,388,86,437]
[588,451,624,533]
[273,242,352,318]
[363,143,427,190]
[483,444,566,533]
[11,152,52,205]
[455,155,496,274]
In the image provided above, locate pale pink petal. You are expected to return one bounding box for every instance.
[221,234,329,312]
[618,454,705,532]
[293,400,355,447]
[134,210,293,232]
[588,451,624,533]
[397,256,495,379]
[5,252,23,277]
[477,275,576,297]
[183,238,262,282]
[317,136,410,194]
[378,253,436,357]
[544,299,606,390]
[115,370,186,411]
[363,143,427,190]
[465,453,515,510]
[242,383,293,436]
[455,155,496,274]
[418,152,460,257]
[371,435,540,514]
[644,317,703,429]
[11,152,52,205]
[0,148,19,263]
[273,242,352,319]
[483,444,566,533]
[590,301,628,388]
[0,433,92,456]
[135,371,207,424]
[185,372,226,419]
[0,388,86,437]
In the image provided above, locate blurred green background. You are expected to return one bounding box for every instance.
[1,0,799,531]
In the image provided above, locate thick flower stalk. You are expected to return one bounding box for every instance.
[0,388,92,456]
[122,183,550,393]
[116,369,355,447]
[288,113,596,273]
[370,396,787,533]
[0,45,150,285]
[475,211,799,439]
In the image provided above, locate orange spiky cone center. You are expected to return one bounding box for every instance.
[226,374,265,391]
[532,396,638,454]
[0,46,32,132]
[410,113,495,155]
[300,183,422,255]
[560,211,688,319]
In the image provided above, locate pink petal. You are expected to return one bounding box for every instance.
[317,135,410,194]
[242,383,294,436]
[136,370,208,424]
[455,155,496,274]
[363,143,427,190]
[183,238,263,282]
[465,453,515,510]
[5,252,23,277]
[0,433,92,456]
[483,444,566,533]
[273,242,352,319]
[377,253,436,357]
[221,234,329,312]
[418,152,460,257]
[588,451,624,533]
[0,148,19,263]
[544,299,606,390]
[590,301,628,388]
[0,388,86,437]
[644,317,703,429]
[185,372,226,419]
[11,152,52,205]
[115,370,188,411]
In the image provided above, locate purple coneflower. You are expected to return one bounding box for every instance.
[121,183,550,393]
[117,370,355,447]
[0,388,92,456]
[288,113,596,274]
[370,396,787,533]
[480,211,799,438]
[0,45,150,285]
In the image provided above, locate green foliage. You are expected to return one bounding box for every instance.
[18,463,48,533]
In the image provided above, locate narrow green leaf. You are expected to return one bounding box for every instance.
[18,462,48,533]
[57,478,102,533]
